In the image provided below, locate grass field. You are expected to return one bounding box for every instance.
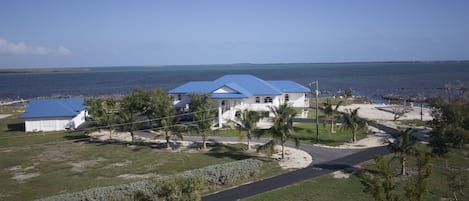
[292,123,366,146]
[0,105,284,201]
[245,144,469,201]
[207,123,365,147]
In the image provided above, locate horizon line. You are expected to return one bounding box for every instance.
[1,59,469,70]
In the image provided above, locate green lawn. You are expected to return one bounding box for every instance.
[245,144,469,201]
[0,107,284,201]
[292,123,366,146]
[205,123,365,147]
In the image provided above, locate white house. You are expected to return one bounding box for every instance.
[169,74,310,127]
[21,98,87,132]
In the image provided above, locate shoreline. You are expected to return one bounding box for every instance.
[0,68,90,74]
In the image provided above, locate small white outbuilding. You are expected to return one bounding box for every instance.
[21,98,86,132]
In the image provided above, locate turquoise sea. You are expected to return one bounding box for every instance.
[0,62,468,102]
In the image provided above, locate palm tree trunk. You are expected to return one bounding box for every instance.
[202,135,207,149]
[352,129,357,142]
[330,119,334,133]
[130,131,134,143]
[281,142,285,159]
[109,127,112,140]
[401,155,406,175]
[247,130,251,150]
[165,131,171,149]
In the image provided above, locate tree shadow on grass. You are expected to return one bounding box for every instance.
[7,123,24,132]
[205,143,251,160]
[63,134,172,151]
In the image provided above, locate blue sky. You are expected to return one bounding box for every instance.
[0,0,468,68]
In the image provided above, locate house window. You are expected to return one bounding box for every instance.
[285,94,289,102]
[255,96,260,103]
[264,96,273,103]
[177,94,182,101]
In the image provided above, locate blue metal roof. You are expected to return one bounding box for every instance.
[168,81,213,94]
[267,81,310,93]
[21,98,86,119]
[211,93,249,99]
[168,74,308,99]
[213,75,282,95]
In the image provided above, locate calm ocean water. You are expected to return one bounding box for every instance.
[1,62,468,102]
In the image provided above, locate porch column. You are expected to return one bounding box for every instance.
[218,101,222,128]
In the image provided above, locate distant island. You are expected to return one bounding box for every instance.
[0,68,90,74]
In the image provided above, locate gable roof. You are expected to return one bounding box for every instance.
[267,81,310,93]
[169,74,309,99]
[21,98,86,119]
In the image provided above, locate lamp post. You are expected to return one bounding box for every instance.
[309,80,319,143]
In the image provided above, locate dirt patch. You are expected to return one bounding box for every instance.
[272,145,313,170]
[68,157,106,172]
[6,163,40,182]
[116,173,157,179]
[332,170,351,179]
[104,160,132,169]
[37,147,71,161]
[7,165,23,171]
[332,166,362,179]
[0,114,11,119]
[11,172,40,182]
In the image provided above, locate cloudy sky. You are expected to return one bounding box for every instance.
[0,0,468,68]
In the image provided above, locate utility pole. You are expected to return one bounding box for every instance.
[310,81,320,143]
[315,80,319,143]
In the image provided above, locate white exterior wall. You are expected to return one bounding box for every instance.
[173,94,191,109]
[72,110,86,129]
[25,110,86,132]
[283,93,308,108]
[171,92,308,127]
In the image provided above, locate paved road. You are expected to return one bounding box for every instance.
[203,146,390,201]
[202,123,397,201]
[135,123,398,201]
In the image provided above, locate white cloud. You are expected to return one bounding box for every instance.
[57,45,72,56]
[0,37,72,56]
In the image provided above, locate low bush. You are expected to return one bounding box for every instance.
[37,159,262,201]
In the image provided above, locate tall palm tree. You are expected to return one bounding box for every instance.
[388,128,415,176]
[343,108,366,142]
[118,91,142,143]
[323,99,342,134]
[190,94,215,149]
[117,108,140,142]
[258,102,299,159]
[149,88,178,148]
[235,109,260,150]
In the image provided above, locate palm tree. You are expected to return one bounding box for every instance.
[118,91,142,143]
[258,102,298,159]
[234,109,260,150]
[344,88,353,105]
[388,128,415,176]
[323,99,342,134]
[148,88,178,148]
[190,94,215,149]
[342,108,366,142]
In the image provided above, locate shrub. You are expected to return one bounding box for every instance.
[37,159,262,201]
[181,158,262,186]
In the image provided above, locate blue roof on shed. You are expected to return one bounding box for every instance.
[168,74,308,99]
[21,98,86,119]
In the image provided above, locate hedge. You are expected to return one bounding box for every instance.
[37,159,262,201]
